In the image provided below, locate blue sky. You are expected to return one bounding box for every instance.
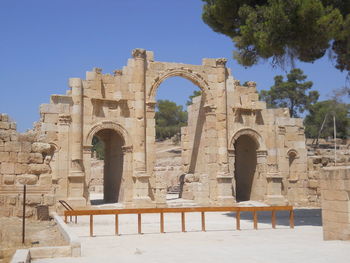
[0,0,348,132]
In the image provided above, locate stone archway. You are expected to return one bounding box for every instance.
[85,121,131,204]
[234,135,258,202]
[93,129,124,203]
[229,128,265,202]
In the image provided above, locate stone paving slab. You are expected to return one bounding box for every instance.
[33,208,350,263]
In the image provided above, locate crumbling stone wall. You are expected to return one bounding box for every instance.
[321,166,350,240]
[0,114,56,217]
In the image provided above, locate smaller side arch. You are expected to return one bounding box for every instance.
[85,121,131,146]
[229,128,265,150]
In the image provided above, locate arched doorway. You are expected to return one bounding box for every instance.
[93,129,124,203]
[234,135,258,202]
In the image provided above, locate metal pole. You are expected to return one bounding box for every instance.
[22,184,26,244]
[334,115,337,166]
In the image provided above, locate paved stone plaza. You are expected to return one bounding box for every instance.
[33,208,350,263]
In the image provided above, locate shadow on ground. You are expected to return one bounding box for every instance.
[224,208,322,227]
[90,199,105,205]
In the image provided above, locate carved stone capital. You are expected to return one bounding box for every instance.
[58,114,71,125]
[216,58,227,68]
[83,145,92,154]
[122,145,133,154]
[146,101,156,112]
[132,48,146,59]
[227,148,235,157]
[204,104,217,115]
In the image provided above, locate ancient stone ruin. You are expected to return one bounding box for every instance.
[0,49,341,218]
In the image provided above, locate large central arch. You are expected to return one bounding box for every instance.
[147,67,212,103]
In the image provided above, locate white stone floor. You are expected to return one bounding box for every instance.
[33,207,350,263]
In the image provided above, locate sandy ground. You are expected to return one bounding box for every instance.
[0,217,67,263]
[33,207,350,263]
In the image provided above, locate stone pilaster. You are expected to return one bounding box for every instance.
[215,58,234,205]
[68,78,86,207]
[131,49,152,206]
[56,114,71,199]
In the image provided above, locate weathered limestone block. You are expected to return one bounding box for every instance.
[4,141,21,152]
[3,174,15,185]
[18,131,37,142]
[0,130,10,141]
[9,152,18,162]
[29,153,44,164]
[0,152,9,162]
[43,194,55,205]
[31,142,51,154]
[321,166,350,240]
[1,162,15,174]
[15,163,28,174]
[28,164,51,175]
[39,174,52,185]
[0,122,10,129]
[18,152,30,163]
[21,142,32,152]
[16,174,38,185]
[308,179,319,189]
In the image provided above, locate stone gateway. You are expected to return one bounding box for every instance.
[0,49,311,217]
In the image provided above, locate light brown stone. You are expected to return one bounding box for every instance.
[28,164,50,175]
[16,174,38,185]
[1,162,15,174]
[31,142,51,154]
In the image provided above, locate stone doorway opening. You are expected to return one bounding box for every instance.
[92,129,124,203]
[234,135,258,202]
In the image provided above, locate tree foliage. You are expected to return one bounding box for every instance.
[92,136,105,160]
[259,68,319,117]
[186,90,202,105]
[202,0,350,72]
[155,100,188,140]
[304,100,350,139]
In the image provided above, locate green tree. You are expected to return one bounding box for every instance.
[304,100,350,139]
[92,136,105,160]
[202,0,350,73]
[186,90,202,105]
[155,100,188,140]
[260,68,319,117]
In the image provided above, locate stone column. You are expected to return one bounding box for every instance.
[68,78,86,207]
[215,58,234,205]
[56,114,71,199]
[131,48,152,206]
[204,104,218,203]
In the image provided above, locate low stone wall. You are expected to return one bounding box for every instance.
[320,166,350,240]
[0,113,56,218]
